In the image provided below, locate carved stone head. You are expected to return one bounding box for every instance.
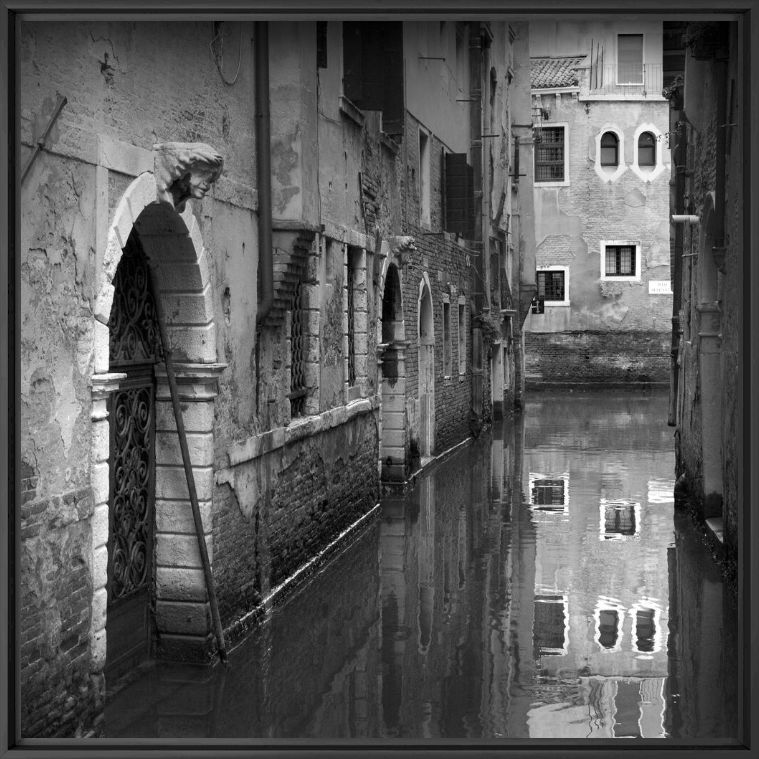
[153,142,224,212]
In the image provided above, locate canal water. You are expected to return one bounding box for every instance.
[104,388,739,740]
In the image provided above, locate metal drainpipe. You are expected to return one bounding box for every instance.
[255,21,273,326]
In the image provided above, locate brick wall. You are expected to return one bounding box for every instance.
[400,115,480,456]
[19,488,99,737]
[213,410,379,632]
[525,331,671,385]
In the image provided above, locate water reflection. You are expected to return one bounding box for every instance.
[104,389,738,740]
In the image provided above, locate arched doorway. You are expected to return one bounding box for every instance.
[105,230,160,679]
[91,172,225,676]
[418,279,435,460]
[696,195,723,517]
[379,262,407,482]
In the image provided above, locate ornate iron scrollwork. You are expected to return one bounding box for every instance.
[110,385,153,601]
[109,235,162,367]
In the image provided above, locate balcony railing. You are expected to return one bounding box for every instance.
[579,63,664,99]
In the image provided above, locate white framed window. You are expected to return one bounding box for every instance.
[599,499,642,541]
[594,599,626,652]
[534,124,569,186]
[419,128,431,227]
[533,593,570,657]
[528,472,570,513]
[600,240,641,282]
[536,265,570,306]
[594,126,627,183]
[631,123,666,181]
[629,601,664,655]
[617,33,644,85]
[442,295,452,377]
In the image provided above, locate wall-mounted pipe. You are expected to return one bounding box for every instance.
[255,21,273,326]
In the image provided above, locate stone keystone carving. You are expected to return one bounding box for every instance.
[154,142,224,212]
[389,235,417,265]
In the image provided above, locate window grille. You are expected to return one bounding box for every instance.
[534,127,565,182]
[600,131,619,166]
[605,245,636,276]
[443,302,452,376]
[458,303,466,374]
[536,270,565,301]
[290,280,307,417]
[347,257,356,386]
[638,131,656,166]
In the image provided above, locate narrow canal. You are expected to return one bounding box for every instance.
[105,388,738,740]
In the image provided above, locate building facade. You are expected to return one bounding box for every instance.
[523,21,673,386]
[666,20,744,568]
[17,18,534,737]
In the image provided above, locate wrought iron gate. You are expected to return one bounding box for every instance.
[106,232,160,679]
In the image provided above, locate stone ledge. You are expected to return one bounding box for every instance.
[224,394,380,468]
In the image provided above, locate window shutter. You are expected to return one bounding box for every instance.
[444,152,474,238]
[342,22,364,103]
[618,34,643,83]
[380,22,404,135]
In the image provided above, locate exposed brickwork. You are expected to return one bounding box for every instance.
[525,331,671,385]
[212,411,379,630]
[400,114,478,455]
[19,489,101,737]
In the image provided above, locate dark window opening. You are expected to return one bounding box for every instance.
[598,609,620,649]
[316,21,328,69]
[532,478,565,507]
[604,502,637,536]
[443,302,452,376]
[534,596,565,656]
[636,608,656,652]
[347,252,356,387]
[290,281,307,418]
[536,270,565,301]
[535,127,565,182]
[605,245,636,277]
[342,21,404,135]
[638,131,656,166]
[444,152,475,238]
[600,131,619,166]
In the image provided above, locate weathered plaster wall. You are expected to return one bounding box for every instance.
[19,19,258,736]
[674,22,742,556]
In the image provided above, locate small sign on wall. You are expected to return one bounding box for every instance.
[648,280,673,295]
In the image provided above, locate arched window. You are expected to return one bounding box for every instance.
[638,131,656,167]
[600,132,619,166]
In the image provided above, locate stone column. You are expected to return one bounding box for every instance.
[153,361,225,661]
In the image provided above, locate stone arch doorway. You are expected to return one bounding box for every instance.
[696,194,723,517]
[91,172,225,677]
[105,230,161,678]
[418,277,435,461]
[379,261,407,483]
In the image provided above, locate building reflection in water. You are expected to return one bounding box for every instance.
[104,389,739,741]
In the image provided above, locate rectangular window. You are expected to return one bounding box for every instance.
[347,251,356,387]
[316,21,328,69]
[342,22,404,134]
[618,34,644,84]
[533,595,566,656]
[534,126,565,183]
[444,152,475,238]
[635,608,656,652]
[598,609,620,649]
[443,301,452,376]
[604,502,637,537]
[536,270,566,302]
[532,478,566,507]
[419,130,431,226]
[458,302,466,374]
[605,245,637,276]
[290,281,308,418]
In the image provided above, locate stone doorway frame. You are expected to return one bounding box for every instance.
[417,274,435,461]
[90,170,225,671]
[377,250,408,483]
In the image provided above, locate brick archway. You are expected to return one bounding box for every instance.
[90,172,224,673]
